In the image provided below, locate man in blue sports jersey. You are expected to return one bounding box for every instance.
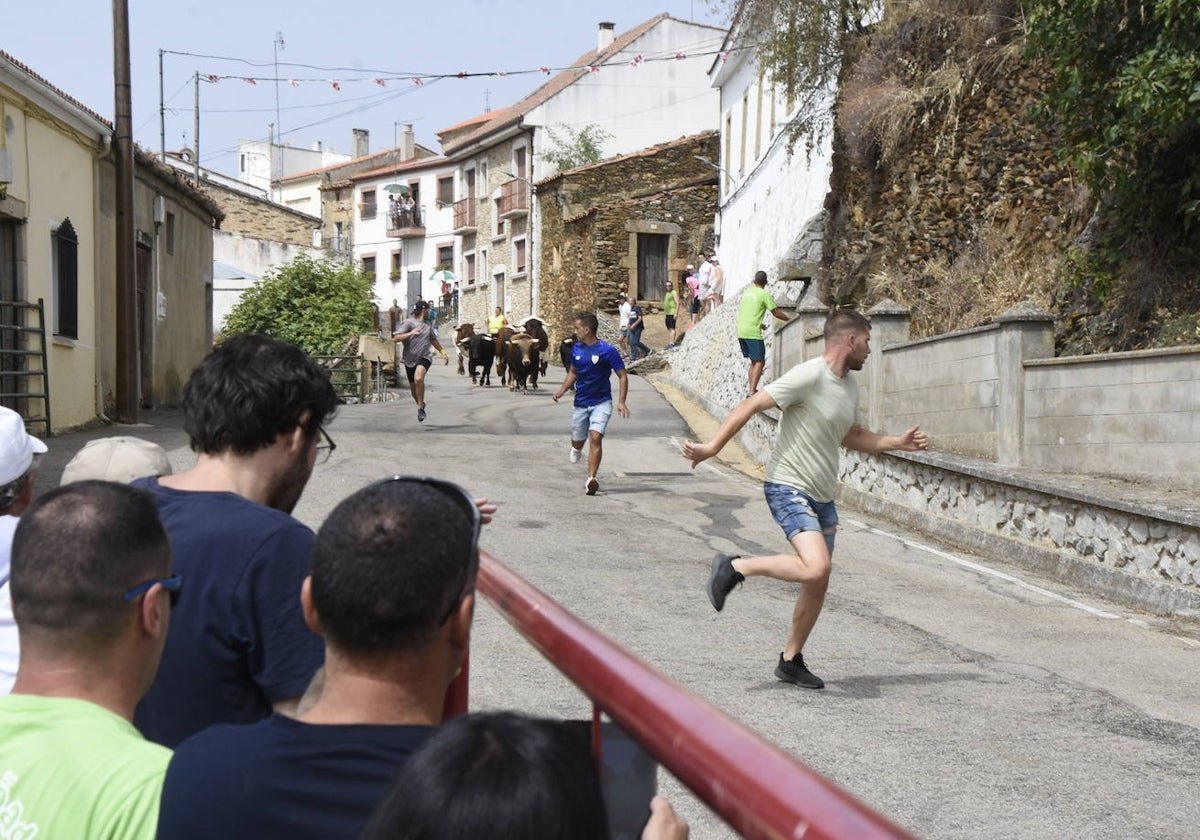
[552,312,629,496]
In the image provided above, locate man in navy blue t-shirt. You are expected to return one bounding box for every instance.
[133,334,339,748]
[552,311,629,496]
[156,476,492,840]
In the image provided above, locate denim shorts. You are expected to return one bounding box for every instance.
[763,482,838,552]
[572,400,613,441]
[738,337,766,361]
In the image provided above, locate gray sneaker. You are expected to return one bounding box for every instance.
[569,447,582,464]
[775,652,825,689]
[706,553,744,612]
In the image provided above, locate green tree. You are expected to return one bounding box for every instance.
[540,123,613,172]
[1024,0,1200,235]
[222,252,375,355]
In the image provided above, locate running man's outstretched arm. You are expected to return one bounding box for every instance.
[841,424,928,453]
[682,390,777,467]
[552,368,577,401]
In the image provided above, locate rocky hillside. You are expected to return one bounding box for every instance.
[817,3,1200,354]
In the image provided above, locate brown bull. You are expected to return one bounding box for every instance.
[493,327,516,384]
[453,323,475,375]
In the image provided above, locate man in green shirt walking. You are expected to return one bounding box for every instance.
[736,270,792,395]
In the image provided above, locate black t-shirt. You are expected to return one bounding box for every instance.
[156,713,435,840]
[132,478,324,748]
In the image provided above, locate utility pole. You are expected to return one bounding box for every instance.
[113,0,138,422]
[193,72,200,182]
[273,31,284,199]
[158,48,165,161]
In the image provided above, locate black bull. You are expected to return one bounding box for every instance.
[462,332,495,386]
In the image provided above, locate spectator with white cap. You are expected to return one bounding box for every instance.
[0,407,46,694]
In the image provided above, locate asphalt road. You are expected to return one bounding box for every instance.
[39,359,1200,839]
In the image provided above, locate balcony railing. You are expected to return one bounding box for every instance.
[498,178,528,217]
[385,207,425,238]
[453,197,477,233]
[445,553,917,840]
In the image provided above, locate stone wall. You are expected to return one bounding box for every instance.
[536,133,719,348]
[204,183,319,246]
[824,60,1086,302]
[840,450,1200,618]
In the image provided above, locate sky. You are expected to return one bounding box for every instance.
[6,1,730,178]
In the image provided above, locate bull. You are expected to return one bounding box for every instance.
[505,334,540,393]
[464,332,495,386]
[453,323,475,376]
[493,326,516,385]
[520,317,551,378]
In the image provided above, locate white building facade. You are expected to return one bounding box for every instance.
[441,15,726,326]
[706,13,834,299]
[349,156,459,315]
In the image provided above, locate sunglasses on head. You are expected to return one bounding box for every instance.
[123,574,182,608]
[373,475,481,626]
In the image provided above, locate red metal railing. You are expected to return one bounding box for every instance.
[498,178,528,216]
[456,552,917,840]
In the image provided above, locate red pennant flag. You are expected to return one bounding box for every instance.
[413,77,424,86]
[588,65,600,74]
[674,51,687,60]
[243,77,258,85]
[630,54,644,67]
[205,74,219,83]
[539,66,551,75]
[330,80,341,91]
[720,50,731,63]
[374,78,387,87]
[289,79,299,88]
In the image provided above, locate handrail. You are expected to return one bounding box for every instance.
[474,552,917,840]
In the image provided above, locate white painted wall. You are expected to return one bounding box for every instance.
[525,18,725,179]
[212,231,319,332]
[708,40,834,299]
[350,161,458,312]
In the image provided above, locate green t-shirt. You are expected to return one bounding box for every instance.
[663,289,678,316]
[736,285,776,339]
[763,356,860,501]
[0,694,170,839]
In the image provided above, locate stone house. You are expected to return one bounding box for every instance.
[439,15,725,330]
[535,132,718,347]
[1,51,220,429]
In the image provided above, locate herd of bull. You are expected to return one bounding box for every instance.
[453,317,573,393]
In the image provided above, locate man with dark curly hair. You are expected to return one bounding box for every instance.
[133,333,339,747]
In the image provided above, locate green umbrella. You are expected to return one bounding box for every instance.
[383,183,411,195]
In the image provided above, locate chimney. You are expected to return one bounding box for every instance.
[401,124,415,160]
[598,21,615,52]
[352,128,369,159]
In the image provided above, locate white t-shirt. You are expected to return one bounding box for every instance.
[0,515,20,694]
[697,260,713,294]
[618,301,632,329]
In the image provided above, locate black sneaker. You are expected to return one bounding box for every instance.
[775,652,825,689]
[706,553,744,612]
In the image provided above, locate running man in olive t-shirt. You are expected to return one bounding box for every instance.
[683,309,927,690]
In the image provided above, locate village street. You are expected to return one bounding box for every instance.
[36,361,1200,840]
